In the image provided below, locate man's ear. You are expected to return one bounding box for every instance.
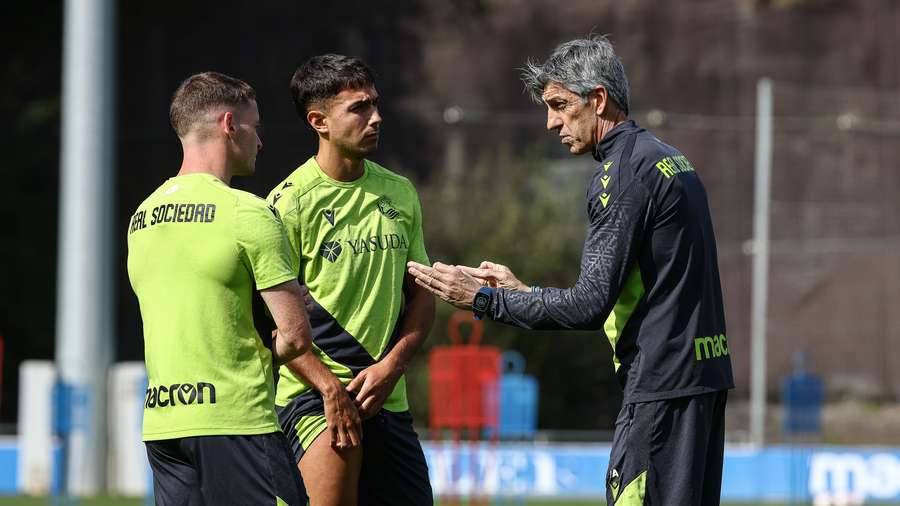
[220,111,236,137]
[593,86,609,116]
[307,109,328,135]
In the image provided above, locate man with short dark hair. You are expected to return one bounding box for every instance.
[408,36,734,505]
[127,71,310,505]
[269,54,435,506]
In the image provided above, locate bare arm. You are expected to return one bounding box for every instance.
[282,345,362,450]
[347,273,435,418]
[385,273,435,377]
[260,279,312,364]
[273,285,362,450]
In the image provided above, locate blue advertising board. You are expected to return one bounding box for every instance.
[425,441,608,498]
[421,442,900,503]
[3,438,900,502]
[0,439,16,494]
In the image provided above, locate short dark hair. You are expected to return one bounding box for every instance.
[169,71,256,138]
[289,54,375,120]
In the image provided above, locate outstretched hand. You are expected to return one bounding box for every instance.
[406,261,482,309]
[457,261,529,292]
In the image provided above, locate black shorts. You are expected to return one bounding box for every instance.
[606,390,728,506]
[145,432,306,506]
[277,392,432,506]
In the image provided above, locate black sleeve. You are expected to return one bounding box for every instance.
[489,179,652,330]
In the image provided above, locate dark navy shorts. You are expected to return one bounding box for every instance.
[145,432,307,506]
[606,390,728,506]
[277,393,432,506]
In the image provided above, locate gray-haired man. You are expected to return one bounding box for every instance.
[408,35,734,505]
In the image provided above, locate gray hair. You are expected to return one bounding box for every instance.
[521,35,630,116]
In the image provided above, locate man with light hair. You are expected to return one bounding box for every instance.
[127,71,310,505]
[408,36,734,505]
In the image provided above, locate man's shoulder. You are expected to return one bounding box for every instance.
[225,187,283,226]
[226,186,266,208]
[631,131,680,164]
[366,160,415,187]
[133,176,228,211]
[365,160,419,205]
[628,131,696,182]
[271,157,326,195]
[132,178,179,209]
[132,189,161,215]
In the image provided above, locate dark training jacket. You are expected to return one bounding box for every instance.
[488,120,734,403]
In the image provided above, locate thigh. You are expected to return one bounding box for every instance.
[646,391,725,506]
[605,402,651,506]
[187,433,307,506]
[700,390,728,506]
[277,391,330,465]
[358,410,432,506]
[299,427,363,506]
[145,439,203,506]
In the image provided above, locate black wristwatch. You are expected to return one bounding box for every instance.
[472,286,494,320]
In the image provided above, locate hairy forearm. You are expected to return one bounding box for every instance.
[262,280,313,365]
[283,350,345,399]
[272,325,311,365]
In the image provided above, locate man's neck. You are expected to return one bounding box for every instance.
[316,140,365,182]
[595,110,628,145]
[177,140,232,185]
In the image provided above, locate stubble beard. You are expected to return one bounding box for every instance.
[340,139,376,161]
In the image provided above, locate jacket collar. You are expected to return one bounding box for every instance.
[593,120,639,161]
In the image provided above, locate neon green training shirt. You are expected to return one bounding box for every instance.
[127,173,296,441]
[268,157,429,413]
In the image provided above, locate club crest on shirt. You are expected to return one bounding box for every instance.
[376,196,399,220]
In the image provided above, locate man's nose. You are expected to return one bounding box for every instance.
[546,110,562,131]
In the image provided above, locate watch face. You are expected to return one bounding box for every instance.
[473,292,490,312]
